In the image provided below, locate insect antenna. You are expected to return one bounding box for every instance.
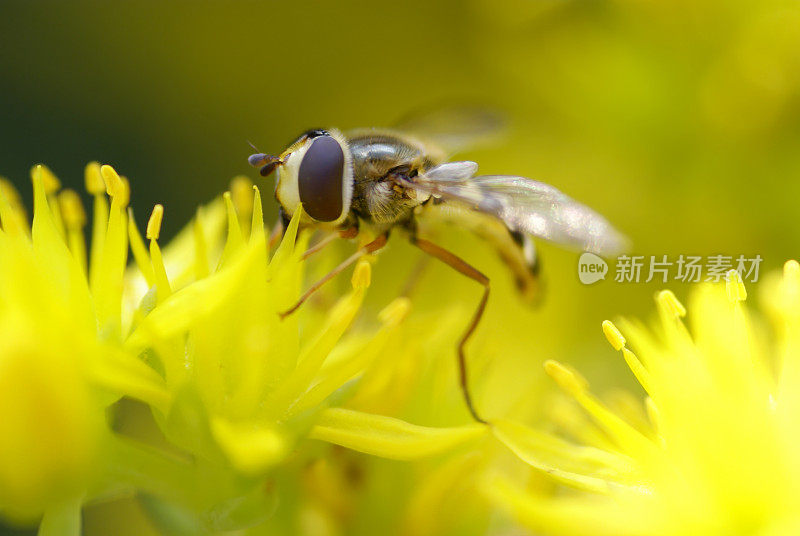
[247,142,284,177]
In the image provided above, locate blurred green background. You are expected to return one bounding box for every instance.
[2,0,800,533]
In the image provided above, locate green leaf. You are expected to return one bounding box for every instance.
[309,408,487,460]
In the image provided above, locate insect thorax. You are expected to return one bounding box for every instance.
[346,131,440,225]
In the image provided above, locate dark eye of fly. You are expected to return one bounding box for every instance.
[298,135,345,222]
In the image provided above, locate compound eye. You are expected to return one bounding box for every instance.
[298,135,346,222]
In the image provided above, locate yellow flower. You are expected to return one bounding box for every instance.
[0,165,165,525]
[0,164,491,533]
[487,267,800,536]
[120,175,490,532]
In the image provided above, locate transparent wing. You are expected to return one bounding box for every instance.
[406,161,629,255]
[392,105,506,156]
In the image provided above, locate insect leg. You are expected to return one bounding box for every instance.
[302,226,359,260]
[302,232,339,260]
[410,237,489,424]
[279,233,388,319]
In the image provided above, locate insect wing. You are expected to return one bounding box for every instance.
[425,161,479,181]
[410,162,628,255]
[393,105,506,156]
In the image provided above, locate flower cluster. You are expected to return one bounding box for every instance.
[485,268,800,536]
[0,165,488,534]
[4,162,800,536]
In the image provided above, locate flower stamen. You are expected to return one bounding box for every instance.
[85,163,108,293]
[622,348,652,396]
[59,189,88,276]
[146,204,163,241]
[655,290,686,318]
[602,320,626,350]
[36,165,66,238]
[378,297,412,326]
[544,360,588,397]
[100,165,128,207]
[147,204,171,303]
[782,260,800,307]
[544,360,655,458]
[352,259,372,289]
[725,269,747,303]
[95,164,129,338]
[128,208,155,286]
[37,164,61,195]
[0,178,28,237]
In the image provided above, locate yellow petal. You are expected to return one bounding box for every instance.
[492,419,635,493]
[217,192,244,268]
[482,475,646,536]
[309,408,487,460]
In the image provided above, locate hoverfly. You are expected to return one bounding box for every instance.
[249,111,626,423]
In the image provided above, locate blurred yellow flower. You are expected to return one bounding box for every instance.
[487,267,800,536]
[0,165,166,526]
